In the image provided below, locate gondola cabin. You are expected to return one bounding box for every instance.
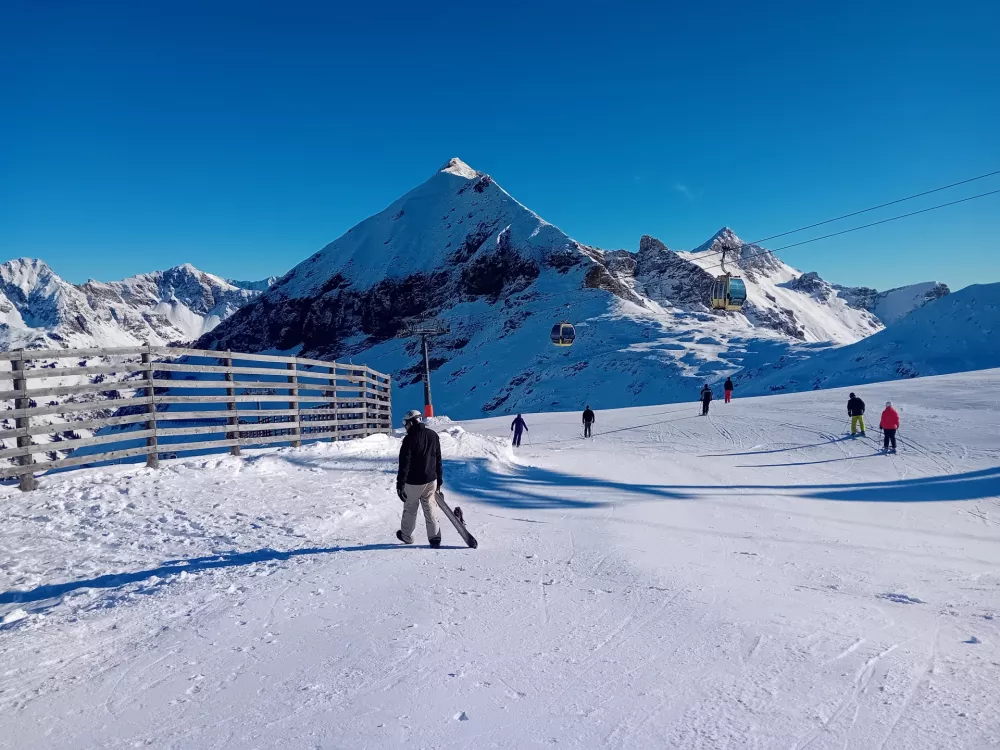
[550,321,576,347]
[710,274,747,311]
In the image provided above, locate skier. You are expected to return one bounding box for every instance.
[700,383,713,416]
[880,401,900,453]
[395,409,443,548]
[847,392,866,436]
[510,413,528,447]
[724,377,735,404]
[582,405,596,438]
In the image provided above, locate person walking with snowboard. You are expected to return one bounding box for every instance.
[700,384,713,415]
[582,405,596,438]
[396,409,443,547]
[847,392,866,436]
[724,377,735,404]
[880,401,900,453]
[510,413,528,447]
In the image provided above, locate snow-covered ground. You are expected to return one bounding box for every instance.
[2,372,1000,748]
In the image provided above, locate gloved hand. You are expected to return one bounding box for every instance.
[436,480,443,492]
[396,484,406,502]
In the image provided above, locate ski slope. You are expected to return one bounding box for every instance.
[2,372,1000,748]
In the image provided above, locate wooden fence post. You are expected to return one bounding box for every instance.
[386,376,393,434]
[288,361,301,448]
[142,344,159,469]
[12,351,35,491]
[364,369,373,438]
[329,362,340,443]
[224,354,241,456]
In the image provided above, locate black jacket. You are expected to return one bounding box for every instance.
[701,386,713,402]
[511,416,528,432]
[847,396,865,417]
[397,423,442,487]
[724,378,734,391]
[582,408,595,424]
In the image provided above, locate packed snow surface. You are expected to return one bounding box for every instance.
[2,372,1000,748]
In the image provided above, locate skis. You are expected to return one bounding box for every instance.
[436,490,478,549]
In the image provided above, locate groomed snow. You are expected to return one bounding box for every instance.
[2,372,1000,748]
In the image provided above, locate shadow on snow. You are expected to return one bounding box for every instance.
[446,459,1000,510]
[0,543,458,608]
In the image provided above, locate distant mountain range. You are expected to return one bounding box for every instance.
[5,158,977,419]
[0,259,273,350]
[194,158,954,417]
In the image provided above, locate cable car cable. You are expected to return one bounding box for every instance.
[692,186,1000,277]
[750,167,1000,246]
[687,178,1000,268]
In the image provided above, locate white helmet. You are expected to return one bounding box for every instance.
[402,409,423,428]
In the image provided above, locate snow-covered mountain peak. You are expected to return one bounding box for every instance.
[0,258,61,299]
[692,226,743,254]
[440,157,481,179]
[267,157,578,301]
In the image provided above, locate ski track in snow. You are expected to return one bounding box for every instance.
[2,371,1000,748]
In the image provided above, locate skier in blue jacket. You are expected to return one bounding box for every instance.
[511,414,528,447]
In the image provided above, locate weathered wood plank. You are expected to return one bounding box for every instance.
[162,438,241,454]
[0,346,148,362]
[2,381,144,400]
[17,363,149,380]
[152,409,229,421]
[15,396,152,418]
[296,419,342,429]
[153,362,290,377]
[232,408,299,417]
[155,424,231,438]
[235,420,299,433]
[148,379,228,389]
[0,445,158,478]
[238,433,304,447]
[293,356,338,370]
[149,347,296,364]
[36,413,155,436]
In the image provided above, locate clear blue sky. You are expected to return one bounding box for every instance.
[2,0,998,290]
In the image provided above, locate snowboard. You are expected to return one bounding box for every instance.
[436,490,478,549]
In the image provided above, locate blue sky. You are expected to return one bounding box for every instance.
[2,0,998,290]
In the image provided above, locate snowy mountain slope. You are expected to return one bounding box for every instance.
[81,263,261,341]
[739,282,1000,395]
[0,258,267,350]
[3,371,1000,748]
[834,280,951,325]
[202,159,954,419]
[226,275,278,293]
[680,229,884,344]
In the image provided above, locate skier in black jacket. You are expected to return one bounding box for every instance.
[582,406,595,438]
[396,409,443,547]
[700,384,713,416]
[510,414,528,447]
[847,392,866,436]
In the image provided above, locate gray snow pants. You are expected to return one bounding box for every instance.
[400,481,441,543]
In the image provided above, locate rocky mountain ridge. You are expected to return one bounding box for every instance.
[0,259,271,351]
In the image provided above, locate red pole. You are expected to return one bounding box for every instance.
[422,335,434,417]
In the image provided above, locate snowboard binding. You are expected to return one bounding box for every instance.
[453,506,465,525]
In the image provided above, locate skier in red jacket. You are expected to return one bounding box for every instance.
[879,402,900,453]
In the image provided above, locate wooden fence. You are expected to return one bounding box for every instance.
[0,345,392,491]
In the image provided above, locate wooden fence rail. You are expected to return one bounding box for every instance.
[0,345,392,491]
